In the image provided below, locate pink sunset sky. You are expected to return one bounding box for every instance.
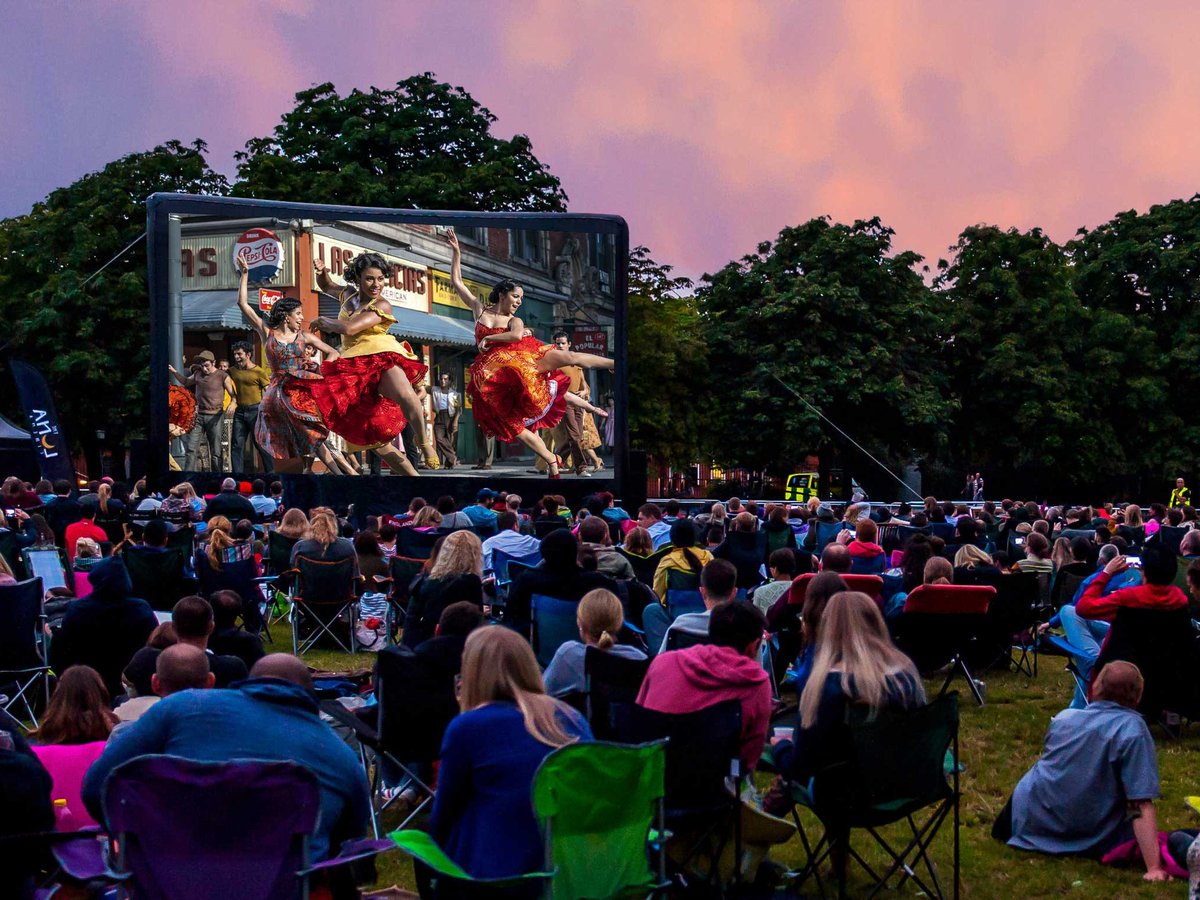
[3,1,1199,280]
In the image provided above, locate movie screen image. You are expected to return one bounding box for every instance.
[154,201,625,489]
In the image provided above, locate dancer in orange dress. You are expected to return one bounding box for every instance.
[311,252,439,475]
[445,229,612,478]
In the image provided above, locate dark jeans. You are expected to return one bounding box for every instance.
[230,404,272,473]
[185,411,225,471]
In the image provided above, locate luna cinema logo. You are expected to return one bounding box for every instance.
[30,409,60,458]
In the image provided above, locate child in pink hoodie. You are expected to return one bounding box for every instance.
[637,600,771,771]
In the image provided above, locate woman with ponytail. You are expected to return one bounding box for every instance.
[443,229,613,478]
[234,256,356,474]
[542,588,646,697]
[311,252,440,472]
[427,626,590,891]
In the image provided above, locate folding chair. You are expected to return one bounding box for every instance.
[385,555,425,627]
[895,584,994,706]
[786,693,960,899]
[665,568,704,620]
[584,646,650,740]
[98,755,390,900]
[1092,605,1200,728]
[534,519,571,539]
[288,554,362,654]
[473,522,498,540]
[165,524,196,554]
[810,521,850,556]
[531,593,580,667]
[265,529,299,576]
[977,570,1041,676]
[0,577,49,730]
[620,546,671,589]
[840,575,885,609]
[123,546,195,611]
[321,644,448,839]
[1154,525,1188,556]
[195,554,264,634]
[390,741,668,900]
[492,547,542,608]
[1040,631,1091,706]
[610,699,744,890]
[716,531,769,590]
[397,527,440,560]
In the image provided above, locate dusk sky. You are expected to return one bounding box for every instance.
[4,1,1199,280]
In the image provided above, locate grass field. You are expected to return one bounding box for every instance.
[293,641,1200,897]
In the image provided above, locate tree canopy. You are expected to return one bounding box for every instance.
[233,75,568,211]
[697,217,946,487]
[0,140,229,460]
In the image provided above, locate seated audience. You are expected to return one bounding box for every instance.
[414,600,486,675]
[207,589,266,669]
[993,661,1168,882]
[402,530,485,648]
[204,477,256,522]
[64,504,106,563]
[290,511,358,572]
[248,479,277,519]
[636,503,673,550]
[622,525,655,557]
[49,557,157,700]
[112,644,214,732]
[652,518,713,601]
[506,529,617,637]
[32,666,116,831]
[151,595,250,688]
[83,654,369,861]
[481,510,541,572]
[543,589,647,698]
[354,530,389,583]
[953,543,1001,583]
[846,518,886,574]
[639,600,770,770]
[426,626,590,888]
[436,495,474,530]
[772,591,925,787]
[411,505,444,531]
[1016,532,1054,577]
[1075,545,1187,622]
[751,548,798,615]
[577,515,636,580]
[277,507,309,540]
[646,558,738,654]
[463,489,499,528]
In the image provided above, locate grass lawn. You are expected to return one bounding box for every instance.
[293,640,1199,897]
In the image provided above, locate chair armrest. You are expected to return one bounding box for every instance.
[296,837,396,877]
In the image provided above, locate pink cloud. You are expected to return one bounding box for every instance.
[5,1,1200,284]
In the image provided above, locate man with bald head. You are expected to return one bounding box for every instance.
[83,652,368,860]
[819,543,852,574]
[112,644,214,732]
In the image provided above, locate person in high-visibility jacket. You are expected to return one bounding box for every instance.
[1169,477,1191,509]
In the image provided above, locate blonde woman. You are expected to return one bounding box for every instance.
[276,508,309,540]
[953,543,1000,582]
[772,591,925,786]
[1049,536,1074,573]
[289,511,357,572]
[542,589,646,697]
[622,525,654,557]
[428,626,590,884]
[401,530,484,648]
[410,505,444,532]
[200,516,251,572]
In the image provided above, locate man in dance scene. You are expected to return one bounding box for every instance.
[430,372,461,469]
[228,341,272,473]
[169,350,236,472]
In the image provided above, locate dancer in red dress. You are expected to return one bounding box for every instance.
[311,253,439,475]
[445,230,612,478]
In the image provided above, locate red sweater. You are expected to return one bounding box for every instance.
[64,521,108,561]
[1075,570,1187,622]
[636,643,770,770]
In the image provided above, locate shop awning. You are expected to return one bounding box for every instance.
[317,293,477,349]
[388,307,477,349]
[181,291,253,331]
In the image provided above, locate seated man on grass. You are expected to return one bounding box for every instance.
[993,660,1169,882]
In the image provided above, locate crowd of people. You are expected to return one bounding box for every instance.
[5,475,1200,895]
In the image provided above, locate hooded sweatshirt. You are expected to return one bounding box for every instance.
[636,643,771,770]
[1075,571,1188,622]
[847,540,884,561]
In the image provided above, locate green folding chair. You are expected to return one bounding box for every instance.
[390,740,667,899]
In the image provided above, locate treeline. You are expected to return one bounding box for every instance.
[630,200,1200,500]
[1,72,1197,499]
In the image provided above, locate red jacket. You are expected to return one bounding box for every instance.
[636,643,770,771]
[1075,570,1187,622]
[847,540,884,560]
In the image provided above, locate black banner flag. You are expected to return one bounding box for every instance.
[10,360,74,484]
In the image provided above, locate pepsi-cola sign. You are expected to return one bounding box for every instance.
[232,228,285,283]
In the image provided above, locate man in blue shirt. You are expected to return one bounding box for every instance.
[462,489,499,529]
[994,660,1168,882]
[638,503,673,550]
[82,654,369,861]
[481,511,541,572]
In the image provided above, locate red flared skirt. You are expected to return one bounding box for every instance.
[468,337,571,442]
[311,352,427,449]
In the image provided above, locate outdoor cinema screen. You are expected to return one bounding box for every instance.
[146,195,627,497]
